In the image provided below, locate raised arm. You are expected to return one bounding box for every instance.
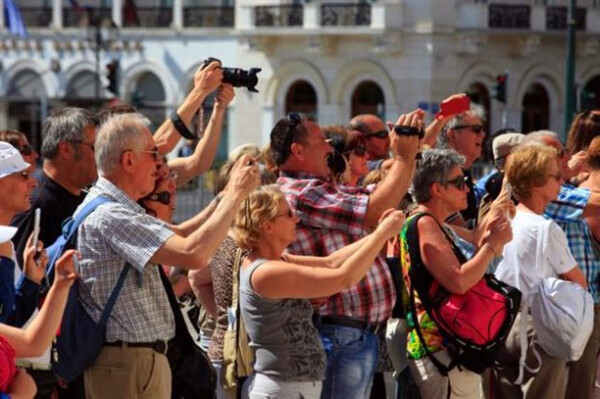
[154,62,223,154]
[169,84,235,187]
[421,93,468,148]
[250,210,405,299]
[364,111,421,228]
[151,155,260,269]
[419,215,512,294]
[0,250,77,358]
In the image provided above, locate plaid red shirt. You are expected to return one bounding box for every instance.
[278,171,396,324]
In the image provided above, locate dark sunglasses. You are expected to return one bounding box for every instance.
[274,208,294,219]
[453,124,484,134]
[366,130,388,140]
[345,146,367,157]
[19,144,34,156]
[445,175,468,191]
[145,191,171,205]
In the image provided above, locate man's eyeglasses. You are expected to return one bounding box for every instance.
[453,125,485,134]
[366,130,388,140]
[68,140,95,152]
[19,144,34,156]
[123,147,160,161]
[145,191,171,205]
[11,170,30,181]
[444,175,468,191]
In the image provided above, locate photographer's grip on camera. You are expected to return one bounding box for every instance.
[394,125,425,139]
[201,57,262,93]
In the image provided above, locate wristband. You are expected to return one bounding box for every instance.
[169,111,196,140]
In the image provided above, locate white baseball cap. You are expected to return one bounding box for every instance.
[0,142,30,179]
[0,225,17,244]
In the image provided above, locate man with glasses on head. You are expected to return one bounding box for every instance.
[271,111,421,399]
[437,105,487,228]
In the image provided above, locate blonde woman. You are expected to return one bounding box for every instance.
[234,185,404,398]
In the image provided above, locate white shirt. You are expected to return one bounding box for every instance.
[495,210,576,298]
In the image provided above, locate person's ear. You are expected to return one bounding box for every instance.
[121,150,136,173]
[289,142,305,161]
[57,141,74,160]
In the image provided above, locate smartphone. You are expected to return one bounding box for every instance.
[440,96,470,117]
[73,254,81,275]
[32,208,41,246]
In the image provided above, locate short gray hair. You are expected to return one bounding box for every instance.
[411,148,466,203]
[95,113,152,176]
[41,107,99,159]
[522,130,559,146]
[437,104,487,148]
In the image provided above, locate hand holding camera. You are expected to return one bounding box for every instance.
[194,60,223,96]
[201,57,261,93]
[390,109,424,161]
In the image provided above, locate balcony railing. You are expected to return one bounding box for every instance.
[122,7,172,28]
[488,4,531,29]
[255,5,303,27]
[19,7,52,27]
[183,7,234,28]
[321,3,371,26]
[546,6,586,30]
[63,7,112,28]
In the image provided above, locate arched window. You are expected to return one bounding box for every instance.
[351,81,384,119]
[7,70,46,150]
[65,70,101,100]
[285,80,317,117]
[521,83,549,133]
[466,82,491,135]
[583,75,600,112]
[130,72,167,128]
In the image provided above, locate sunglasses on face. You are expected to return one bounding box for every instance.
[145,191,171,205]
[274,208,294,219]
[453,125,485,134]
[345,146,367,157]
[19,144,34,156]
[445,175,468,191]
[366,130,388,140]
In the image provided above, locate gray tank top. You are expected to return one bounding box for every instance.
[239,258,326,382]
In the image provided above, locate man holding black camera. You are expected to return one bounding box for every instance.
[272,111,421,399]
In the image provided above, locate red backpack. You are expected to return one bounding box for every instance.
[401,212,521,374]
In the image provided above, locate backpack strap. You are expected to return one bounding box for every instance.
[98,263,131,326]
[404,212,454,377]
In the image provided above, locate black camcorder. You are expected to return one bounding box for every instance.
[202,57,261,93]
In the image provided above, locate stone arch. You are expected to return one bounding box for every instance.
[3,59,55,98]
[457,62,499,95]
[122,61,176,107]
[63,61,99,99]
[514,63,563,111]
[264,59,328,119]
[330,60,397,122]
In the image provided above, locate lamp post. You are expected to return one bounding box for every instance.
[86,9,118,109]
[563,0,577,139]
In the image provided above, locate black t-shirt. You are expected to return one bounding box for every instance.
[11,172,86,266]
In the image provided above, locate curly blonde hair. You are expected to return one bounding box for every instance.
[505,144,557,201]
[233,185,286,250]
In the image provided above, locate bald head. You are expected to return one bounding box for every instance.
[348,114,389,160]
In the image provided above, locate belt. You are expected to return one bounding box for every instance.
[313,315,381,334]
[104,340,168,354]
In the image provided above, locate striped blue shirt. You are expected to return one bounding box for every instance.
[544,184,600,302]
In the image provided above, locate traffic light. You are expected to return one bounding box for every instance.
[106,60,119,96]
[494,73,508,104]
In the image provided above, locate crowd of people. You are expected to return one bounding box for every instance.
[0,59,599,399]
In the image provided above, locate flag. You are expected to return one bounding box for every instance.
[4,0,27,38]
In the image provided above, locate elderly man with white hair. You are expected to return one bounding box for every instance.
[74,113,259,398]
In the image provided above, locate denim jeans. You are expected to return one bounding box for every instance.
[317,324,379,399]
[246,373,322,399]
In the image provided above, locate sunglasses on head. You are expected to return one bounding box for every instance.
[445,175,468,191]
[453,124,484,134]
[145,191,171,205]
[19,144,34,156]
[366,130,388,140]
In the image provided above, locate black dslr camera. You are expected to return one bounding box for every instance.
[202,57,261,93]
